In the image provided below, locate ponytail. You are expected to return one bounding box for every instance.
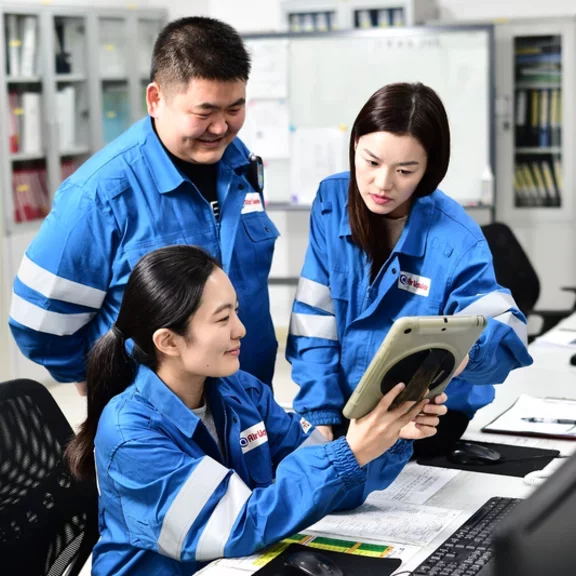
[66,324,136,480]
[66,245,220,480]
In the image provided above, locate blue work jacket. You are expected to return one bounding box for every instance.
[92,365,412,575]
[287,172,533,425]
[9,117,279,384]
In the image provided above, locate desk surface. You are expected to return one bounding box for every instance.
[397,325,576,574]
[200,317,576,575]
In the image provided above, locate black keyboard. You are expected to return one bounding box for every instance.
[412,496,521,576]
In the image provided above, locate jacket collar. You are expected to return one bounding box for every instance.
[339,192,436,258]
[134,364,221,438]
[139,116,251,194]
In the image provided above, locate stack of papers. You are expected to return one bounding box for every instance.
[536,327,576,348]
[482,394,576,439]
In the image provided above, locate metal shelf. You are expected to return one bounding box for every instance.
[6,76,42,84]
[55,73,87,83]
[266,202,312,211]
[11,152,46,162]
[60,146,91,156]
[516,147,562,155]
[515,82,561,90]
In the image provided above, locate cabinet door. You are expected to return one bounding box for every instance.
[495,20,576,221]
[136,17,164,120]
[52,13,92,189]
[98,15,130,146]
[2,10,50,231]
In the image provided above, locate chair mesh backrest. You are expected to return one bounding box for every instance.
[481,222,540,315]
[0,380,98,576]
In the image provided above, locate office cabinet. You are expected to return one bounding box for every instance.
[0,5,166,383]
[280,0,437,32]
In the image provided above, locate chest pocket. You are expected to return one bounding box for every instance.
[243,444,274,487]
[230,212,280,288]
[122,231,213,271]
[391,281,443,319]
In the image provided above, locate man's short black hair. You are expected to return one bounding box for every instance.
[150,17,251,89]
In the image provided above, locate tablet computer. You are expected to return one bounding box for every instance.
[342,315,487,420]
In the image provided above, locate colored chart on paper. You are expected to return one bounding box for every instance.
[252,533,394,567]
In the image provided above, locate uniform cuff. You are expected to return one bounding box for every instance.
[325,437,366,489]
[301,410,343,427]
[388,439,414,457]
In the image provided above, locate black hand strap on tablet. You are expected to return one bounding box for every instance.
[389,348,453,408]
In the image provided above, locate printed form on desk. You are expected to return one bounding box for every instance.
[197,466,460,574]
[307,464,461,547]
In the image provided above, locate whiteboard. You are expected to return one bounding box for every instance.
[242,27,494,207]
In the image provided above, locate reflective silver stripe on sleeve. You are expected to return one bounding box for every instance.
[17,255,107,309]
[493,311,528,346]
[195,472,252,562]
[93,449,101,496]
[456,291,518,318]
[158,457,228,560]
[297,428,330,449]
[289,313,338,341]
[295,277,335,314]
[9,293,96,335]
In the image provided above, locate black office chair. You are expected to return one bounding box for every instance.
[0,379,99,576]
[481,222,576,341]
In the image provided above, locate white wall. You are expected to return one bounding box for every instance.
[0,0,210,19]
[437,0,576,22]
[201,0,576,316]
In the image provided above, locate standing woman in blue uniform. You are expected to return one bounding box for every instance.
[287,82,532,446]
[9,17,278,393]
[65,245,447,575]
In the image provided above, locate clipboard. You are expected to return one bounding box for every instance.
[481,394,576,440]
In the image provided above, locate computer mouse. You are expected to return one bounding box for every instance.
[447,441,502,465]
[284,549,345,576]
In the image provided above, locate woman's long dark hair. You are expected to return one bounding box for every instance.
[348,82,451,278]
[66,245,220,480]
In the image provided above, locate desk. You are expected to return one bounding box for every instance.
[398,333,576,573]
[199,315,576,575]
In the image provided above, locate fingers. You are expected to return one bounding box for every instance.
[397,399,428,425]
[433,392,448,405]
[414,424,438,438]
[372,383,406,413]
[421,403,448,416]
[413,414,440,428]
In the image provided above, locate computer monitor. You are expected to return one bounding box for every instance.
[493,451,576,576]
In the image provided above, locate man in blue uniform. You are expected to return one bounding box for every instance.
[9,17,279,392]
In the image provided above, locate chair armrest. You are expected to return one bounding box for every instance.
[561,287,576,310]
[530,309,573,337]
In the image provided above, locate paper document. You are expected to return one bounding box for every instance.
[241,99,290,159]
[369,464,460,505]
[245,40,288,99]
[536,327,576,348]
[482,394,576,439]
[291,127,347,204]
[306,501,461,547]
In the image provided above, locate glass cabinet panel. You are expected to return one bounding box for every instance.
[513,35,562,207]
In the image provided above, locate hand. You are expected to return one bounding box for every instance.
[399,392,448,440]
[74,381,87,396]
[454,354,469,377]
[315,425,334,441]
[346,383,426,467]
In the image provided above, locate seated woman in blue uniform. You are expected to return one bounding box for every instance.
[65,244,447,576]
[287,82,533,450]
